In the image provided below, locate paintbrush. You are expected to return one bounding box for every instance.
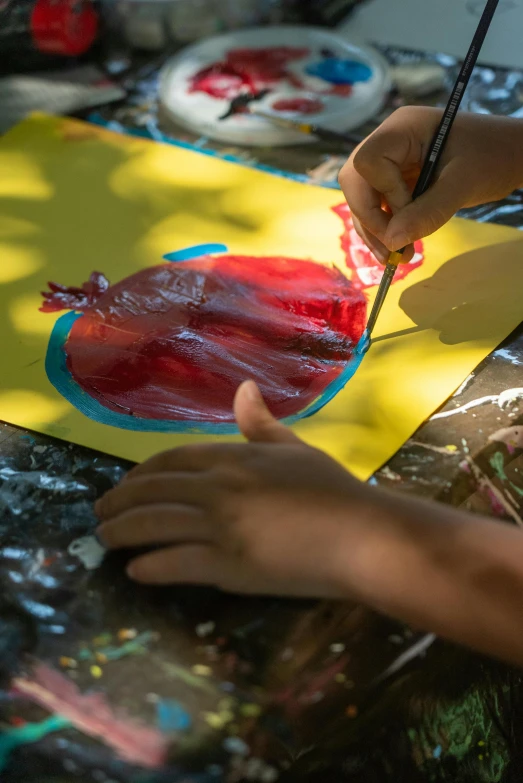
[221,92,362,146]
[219,90,271,120]
[248,108,362,147]
[365,0,500,340]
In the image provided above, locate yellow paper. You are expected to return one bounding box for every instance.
[1,114,522,480]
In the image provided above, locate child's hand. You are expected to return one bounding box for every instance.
[95,383,523,667]
[95,382,387,598]
[339,107,523,264]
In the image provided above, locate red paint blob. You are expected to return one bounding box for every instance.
[189,46,309,99]
[272,97,325,114]
[332,203,424,289]
[43,256,366,423]
[40,272,109,313]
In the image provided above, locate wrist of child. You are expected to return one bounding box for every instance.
[331,490,454,614]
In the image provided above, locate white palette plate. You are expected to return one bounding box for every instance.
[159,25,390,146]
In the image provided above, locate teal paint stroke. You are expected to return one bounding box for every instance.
[0,715,71,771]
[510,481,523,497]
[489,452,523,500]
[163,245,228,262]
[490,452,508,482]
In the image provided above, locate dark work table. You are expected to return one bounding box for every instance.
[1,43,523,783]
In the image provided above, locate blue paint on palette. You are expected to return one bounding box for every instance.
[306,58,373,85]
[156,700,192,733]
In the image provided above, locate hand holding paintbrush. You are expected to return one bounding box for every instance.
[356,0,500,338]
[340,108,523,266]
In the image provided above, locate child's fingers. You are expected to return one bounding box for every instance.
[339,159,392,243]
[385,164,469,249]
[351,216,415,264]
[351,215,389,263]
[127,544,220,585]
[97,505,210,549]
[350,128,413,215]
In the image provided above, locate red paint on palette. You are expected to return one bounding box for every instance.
[189,46,309,99]
[272,97,325,114]
[328,84,353,97]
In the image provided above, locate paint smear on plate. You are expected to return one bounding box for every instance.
[189,46,309,99]
[272,97,325,114]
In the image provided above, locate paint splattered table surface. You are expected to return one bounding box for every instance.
[2,44,523,783]
[2,338,523,783]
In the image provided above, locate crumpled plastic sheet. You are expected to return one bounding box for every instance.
[0,435,127,639]
[0,440,125,527]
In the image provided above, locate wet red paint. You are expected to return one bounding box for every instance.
[272,97,325,114]
[40,272,109,313]
[333,203,424,290]
[41,205,424,424]
[42,254,366,422]
[189,46,309,100]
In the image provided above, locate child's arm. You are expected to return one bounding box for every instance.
[339,107,523,264]
[96,382,523,669]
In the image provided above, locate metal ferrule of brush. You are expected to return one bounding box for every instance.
[366,250,404,337]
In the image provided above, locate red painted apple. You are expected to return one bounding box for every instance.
[40,205,423,428]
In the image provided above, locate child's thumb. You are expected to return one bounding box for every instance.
[233,381,302,444]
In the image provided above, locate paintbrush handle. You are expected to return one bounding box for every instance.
[365,254,401,336]
[412,0,500,201]
[366,0,499,338]
[308,125,362,147]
